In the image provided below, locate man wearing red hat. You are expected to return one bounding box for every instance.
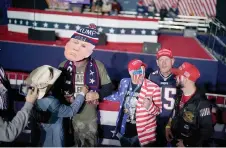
[148,48,177,146]
[104,59,162,146]
[165,62,214,147]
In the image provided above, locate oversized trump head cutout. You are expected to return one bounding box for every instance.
[128,59,147,85]
[64,24,99,62]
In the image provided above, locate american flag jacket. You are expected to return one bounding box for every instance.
[104,78,162,145]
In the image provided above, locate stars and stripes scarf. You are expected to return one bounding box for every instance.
[63,57,100,104]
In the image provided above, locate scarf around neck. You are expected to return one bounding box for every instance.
[63,57,100,104]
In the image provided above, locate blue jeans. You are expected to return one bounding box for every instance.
[120,136,140,147]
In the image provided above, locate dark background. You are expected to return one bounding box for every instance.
[11,0,48,10]
[216,0,226,26]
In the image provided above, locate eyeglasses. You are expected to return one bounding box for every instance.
[133,68,144,75]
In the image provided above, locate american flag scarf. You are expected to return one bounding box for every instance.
[63,57,100,104]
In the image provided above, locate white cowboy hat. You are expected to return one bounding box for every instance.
[25,65,62,99]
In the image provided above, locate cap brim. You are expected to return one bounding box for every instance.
[171,68,184,76]
[157,54,173,59]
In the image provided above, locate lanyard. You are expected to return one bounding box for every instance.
[125,80,142,109]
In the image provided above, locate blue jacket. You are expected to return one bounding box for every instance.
[104,78,132,135]
[34,94,84,147]
[104,78,162,146]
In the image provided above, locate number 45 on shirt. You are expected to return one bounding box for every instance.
[160,88,177,110]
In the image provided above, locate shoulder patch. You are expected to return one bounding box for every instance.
[200,108,211,117]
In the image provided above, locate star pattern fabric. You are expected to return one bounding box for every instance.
[8,18,158,36]
[87,62,97,86]
[104,78,131,135]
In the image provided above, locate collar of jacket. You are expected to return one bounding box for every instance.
[184,88,207,105]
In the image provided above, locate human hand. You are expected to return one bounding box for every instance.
[64,94,74,103]
[86,91,99,101]
[143,97,152,110]
[26,87,38,104]
[176,139,185,147]
[81,85,89,95]
[165,128,174,142]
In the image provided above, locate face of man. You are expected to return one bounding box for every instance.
[64,38,95,62]
[157,56,174,74]
[129,66,145,85]
[175,75,188,88]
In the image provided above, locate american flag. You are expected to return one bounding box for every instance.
[144,0,216,17]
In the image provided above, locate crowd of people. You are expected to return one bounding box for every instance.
[45,0,179,19]
[0,24,215,147]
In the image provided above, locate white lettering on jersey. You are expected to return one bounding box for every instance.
[160,82,169,85]
[161,87,176,110]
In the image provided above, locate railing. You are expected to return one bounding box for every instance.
[198,18,226,64]
[119,11,210,32]
[45,8,210,33]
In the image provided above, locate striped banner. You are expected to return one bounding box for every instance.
[7,8,158,43]
[144,0,216,17]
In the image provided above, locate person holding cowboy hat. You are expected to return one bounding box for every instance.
[24,65,91,147]
[0,83,38,143]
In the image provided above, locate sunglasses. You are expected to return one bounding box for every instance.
[133,68,144,75]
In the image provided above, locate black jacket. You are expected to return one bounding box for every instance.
[171,88,214,147]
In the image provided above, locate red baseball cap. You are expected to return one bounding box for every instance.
[172,62,200,82]
[128,59,147,71]
[157,48,173,59]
